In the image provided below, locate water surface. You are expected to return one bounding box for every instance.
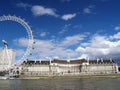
[0,78,120,90]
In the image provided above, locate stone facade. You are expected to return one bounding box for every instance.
[21,59,119,76]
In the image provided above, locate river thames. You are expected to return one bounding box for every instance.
[0,78,120,90]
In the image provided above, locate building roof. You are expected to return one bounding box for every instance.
[89,59,114,64]
[23,60,50,65]
[52,59,87,64]
[22,59,115,65]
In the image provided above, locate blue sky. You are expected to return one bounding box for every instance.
[0,0,120,62]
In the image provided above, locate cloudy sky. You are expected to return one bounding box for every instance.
[0,0,120,61]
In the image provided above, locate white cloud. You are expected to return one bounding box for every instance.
[73,24,82,29]
[76,47,85,52]
[16,2,31,9]
[59,24,71,34]
[60,34,86,46]
[110,32,120,39]
[76,32,120,59]
[83,8,91,14]
[15,49,25,58]
[31,5,58,17]
[17,3,78,20]
[13,31,120,60]
[59,29,68,34]
[83,5,95,14]
[61,13,76,20]
[13,38,29,47]
[40,32,48,37]
[17,3,58,17]
[13,34,87,60]
[30,39,79,59]
[78,54,88,59]
[0,48,2,51]
[114,25,120,30]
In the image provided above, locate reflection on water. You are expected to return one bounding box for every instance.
[0,78,120,90]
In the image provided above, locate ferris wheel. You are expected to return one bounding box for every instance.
[0,15,34,65]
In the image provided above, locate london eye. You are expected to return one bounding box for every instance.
[0,15,34,67]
